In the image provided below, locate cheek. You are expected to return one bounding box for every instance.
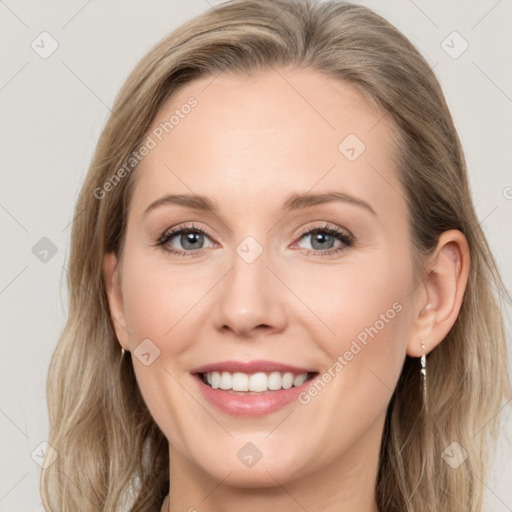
[299,256,409,342]
[118,249,221,441]
[296,253,412,396]
[286,260,412,462]
[121,251,214,353]
[120,248,201,448]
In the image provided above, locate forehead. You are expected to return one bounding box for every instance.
[130,67,403,220]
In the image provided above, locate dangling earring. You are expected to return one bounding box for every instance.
[420,342,427,407]
[121,347,126,359]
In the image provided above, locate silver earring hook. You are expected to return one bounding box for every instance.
[420,342,427,409]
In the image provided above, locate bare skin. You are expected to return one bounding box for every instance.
[103,68,469,512]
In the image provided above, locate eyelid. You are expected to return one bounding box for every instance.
[158,222,218,244]
[156,220,355,257]
[158,222,352,243]
[293,222,354,241]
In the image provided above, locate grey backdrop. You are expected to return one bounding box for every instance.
[1,1,511,510]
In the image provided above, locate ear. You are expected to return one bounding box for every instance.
[103,252,130,351]
[406,229,470,357]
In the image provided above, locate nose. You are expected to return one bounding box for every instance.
[212,242,288,338]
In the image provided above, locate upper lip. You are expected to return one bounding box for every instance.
[191,360,316,375]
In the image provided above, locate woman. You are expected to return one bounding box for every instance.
[41,1,511,511]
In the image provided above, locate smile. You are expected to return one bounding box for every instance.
[200,371,311,392]
[191,360,319,416]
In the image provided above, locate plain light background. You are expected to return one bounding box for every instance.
[1,0,511,510]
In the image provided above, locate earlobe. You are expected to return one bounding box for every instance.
[103,252,130,350]
[406,230,470,357]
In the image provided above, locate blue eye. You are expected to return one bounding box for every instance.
[156,222,354,258]
[157,223,215,255]
[294,225,354,257]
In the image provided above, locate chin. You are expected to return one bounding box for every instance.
[192,443,311,488]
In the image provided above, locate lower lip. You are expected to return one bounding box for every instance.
[193,374,314,416]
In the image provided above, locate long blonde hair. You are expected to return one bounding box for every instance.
[41,1,511,510]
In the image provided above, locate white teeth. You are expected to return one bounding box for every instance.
[293,373,308,387]
[268,371,282,390]
[282,372,294,389]
[211,371,220,389]
[203,371,310,392]
[219,372,231,390]
[232,372,249,391]
[249,372,267,392]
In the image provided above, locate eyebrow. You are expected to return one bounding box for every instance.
[143,191,377,217]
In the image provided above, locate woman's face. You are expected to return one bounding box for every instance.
[107,68,421,488]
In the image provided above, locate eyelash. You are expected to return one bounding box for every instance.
[155,222,354,258]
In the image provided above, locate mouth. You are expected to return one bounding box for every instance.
[190,361,319,416]
[197,370,318,394]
